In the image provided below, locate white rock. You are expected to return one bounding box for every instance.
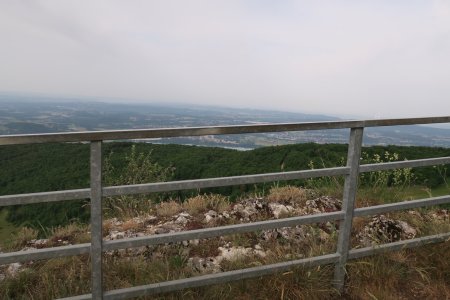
[261,230,279,240]
[254,249,266,258]
[221,211,231,219]
[204,210,218,223]
[7,263,22,277]
[175,215,188,225]
[110,231,125,240]
[109,218,123,227]
[242,207,257,218]
[188,257,221,273]
[33,239,49,247]
[398,221,417,239]
[20,247,37,252]
[233,202,259,218]
[132,217,144,224]
[190,239,200,246]
[269,203,293,219]
[319,230,330,242]
[217,246,252,262]
[178,212,191,218]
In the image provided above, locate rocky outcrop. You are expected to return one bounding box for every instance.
[356,215,417,247]
[1,193,431,280]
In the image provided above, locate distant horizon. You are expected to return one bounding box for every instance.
[0,90,365,119]
[1,90,450,130]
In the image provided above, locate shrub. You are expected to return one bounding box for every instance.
[103,145,174,219]
[359,151,415,189]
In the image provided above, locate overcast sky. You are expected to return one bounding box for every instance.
[1,1,450,118]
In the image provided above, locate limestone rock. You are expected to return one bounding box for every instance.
[269,203,294,219]
[217,245,253,262]
[109,231,125,240]
[357,215,417,246]
[6,263,22,277]
[232,198,269,220]
[204,210,218,223]
[29,239,48,248]
[188,257,221,273]
[304,196,342,214]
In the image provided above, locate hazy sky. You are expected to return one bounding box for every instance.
[1,1,450,118]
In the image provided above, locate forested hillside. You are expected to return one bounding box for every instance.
[1,142,449,228]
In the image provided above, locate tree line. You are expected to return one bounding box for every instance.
[1,142,449,228]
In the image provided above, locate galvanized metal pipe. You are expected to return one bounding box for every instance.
[0,244,90,265]
[348,232,450,260]
[103,211,345,251]
[103,253,340,300]
[359,157,450,173]
[354,195,450,217]
[90,141,104,300]
[0,189,90,207]
[103,167,350,197]
[1,116,449,145]
[333,127,364,290]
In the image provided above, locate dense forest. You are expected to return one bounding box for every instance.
[1,142,449,228]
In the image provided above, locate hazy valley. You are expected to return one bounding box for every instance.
[1,94,450,148]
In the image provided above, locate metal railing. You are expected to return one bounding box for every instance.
[1,117,450,299]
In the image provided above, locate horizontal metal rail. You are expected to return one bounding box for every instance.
[0,243,90,265]
[354,195,450,217]
[103,167,350,197]
[0,188,90,207]
[61,231,450,300]
[0,168,350,207]
[348,232,450,260]
[359,157,450,173]
[0,211,343,264]
[3,156,450,206]
[60,253,340,300]
[1,116,450,145]
[60,294,92,300]
[104,253,339,300]
[104,211,344,251]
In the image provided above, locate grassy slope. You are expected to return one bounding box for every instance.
[0,187,449,299]
[0,210,19,248]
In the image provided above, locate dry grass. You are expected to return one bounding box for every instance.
[182,194,230,215]
[121,218,144,232]
[156,200,183,217]
[0,255,91,300]
[3,241,449,300]
[2,231,449,299]
[266,185,308,205]
[48,223,90,246]
[182,196,206,215]
[347,242,450,300]
[1,189,450,300]
[8,227,38,251]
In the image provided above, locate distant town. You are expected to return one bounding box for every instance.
[1,94,450,148]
